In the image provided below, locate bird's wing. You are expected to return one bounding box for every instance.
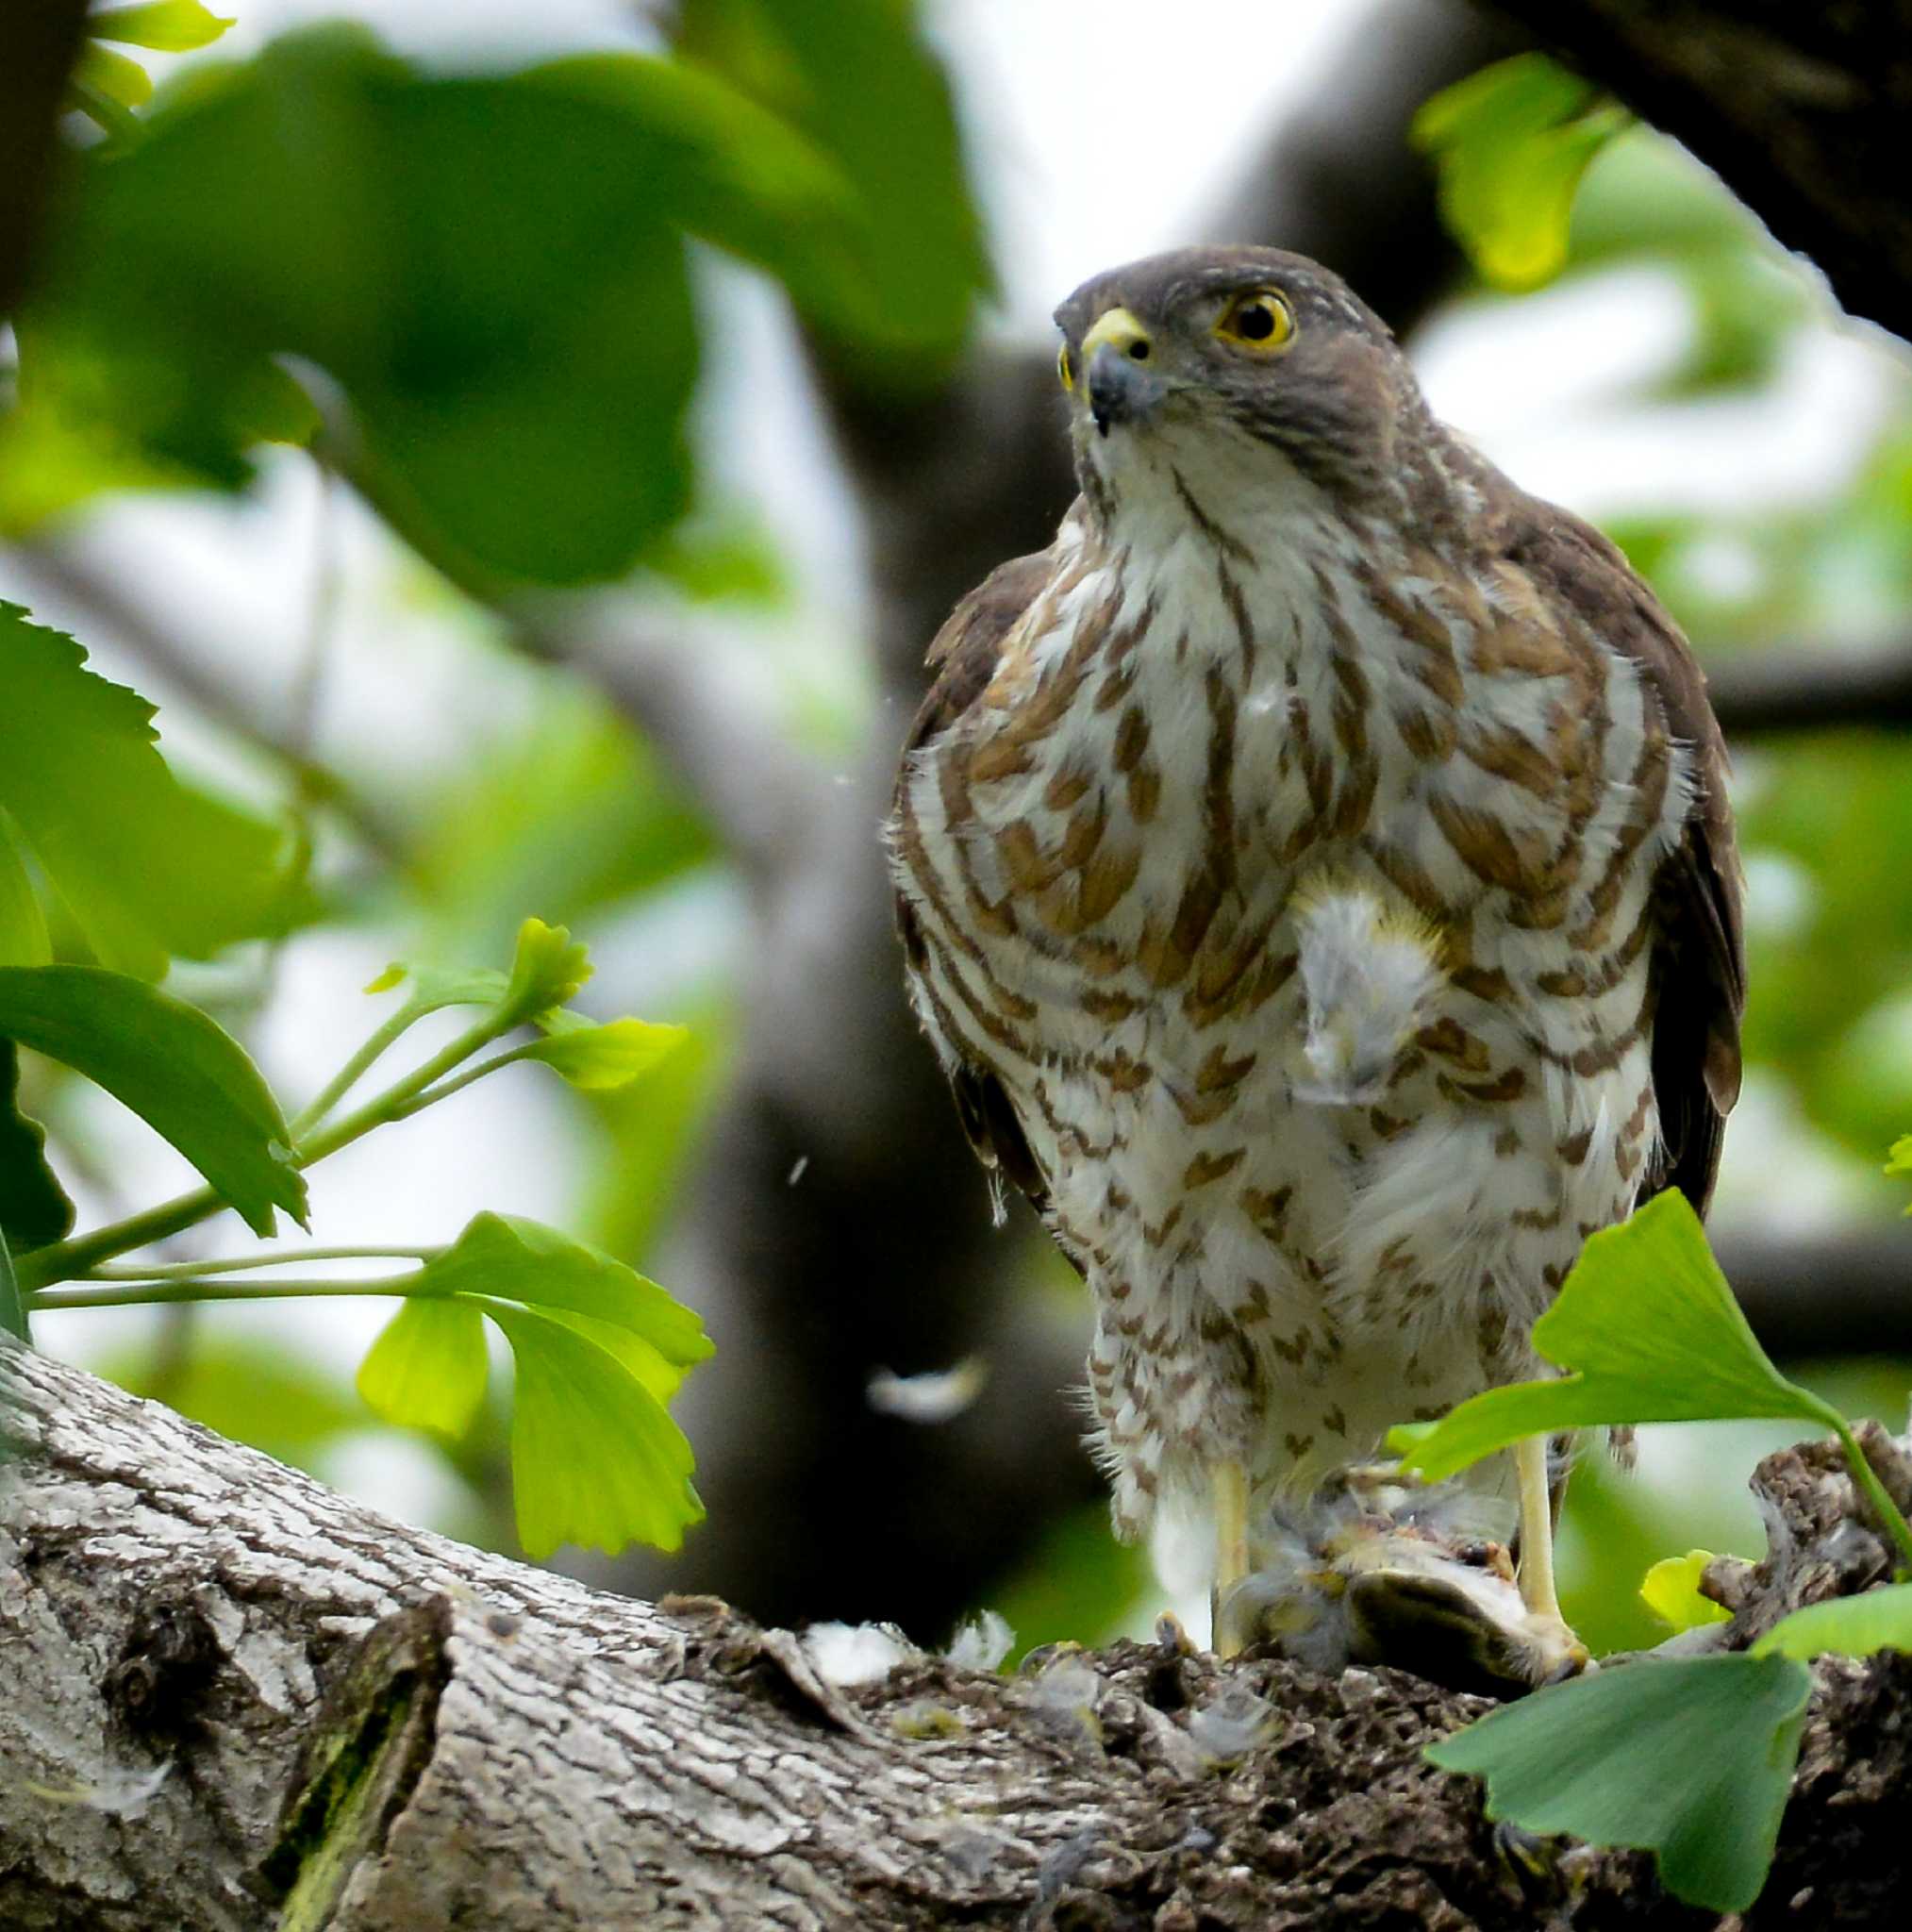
[1500,503,1746,1217]
[895,546,1059,1224]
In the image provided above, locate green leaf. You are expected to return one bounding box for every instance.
[357,1298,490,1439]
[500,918,592,1027]
[1403,1192,1837,1482]
[1887,1134,1912,1208]
[535,1306,690,1403]
[0,815,52,969]
[1413,54,1632,291]
[1640,1552,1733,1632]
[675,0,989,378]
[89,2,236,52]
[0,1040,75,1252]
[0,604,294,976]
[365,961,509,1015]
[0,1226,27,1343]
[412,1211,710,1369]
[522,1016,688,1091]
[0,964,308,1237]
[489,1305,703,1557]
[1754,1583,1912,1663]
[20,29,716,583]
[72,42,155,111]
[1428,1653,1810,1912]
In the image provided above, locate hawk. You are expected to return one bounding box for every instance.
[886,246,1743,1668]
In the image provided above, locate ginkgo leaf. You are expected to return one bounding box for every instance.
[1640,1552,1733,1632]
[1403,1192,1838,1482]
[489,1305,704,1557]
[1413,54,1631,292]
[1428,1653,1810,1913]
[673,0,989,376]
[71,42,155,111]
[357,1298,490,1439]
[532,1306,690,1404]
[362,962,509,1014]
[88,2,236,52]
[1754,1584,1912,1663]
[0,604,294,977]
[412,1212,712,1368]
[500,919,592,1025]
[0,816,51,969]
[521,1016,688,1091]
[0,965,307,1240]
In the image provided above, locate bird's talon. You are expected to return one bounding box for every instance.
[1154,1611,1196,1657]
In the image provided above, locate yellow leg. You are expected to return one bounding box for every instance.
[1513,1435,1563,1623]
[1514,1434,1588,1678]
[1212,1458,1251,1658]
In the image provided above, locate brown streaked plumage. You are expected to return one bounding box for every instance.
[886,245,1743,1670]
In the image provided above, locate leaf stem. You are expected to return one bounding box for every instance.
[15,1008,507,1292]
[1826,1411,1912,1573]
[391,1042,540,1118]
[287,1000,423,1139]
[80,1246,437,1281]
[32,1275,426,1312]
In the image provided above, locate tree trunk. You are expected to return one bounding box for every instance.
[5,1341,1909,1929]
[1482,0,1912,344]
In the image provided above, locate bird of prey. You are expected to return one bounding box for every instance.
[886,245,1743,1668]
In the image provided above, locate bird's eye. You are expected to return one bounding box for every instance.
[1214,288,1296,354]
[1057,343,1075,392]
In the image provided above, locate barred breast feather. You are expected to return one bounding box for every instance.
[887,373,1741,1553]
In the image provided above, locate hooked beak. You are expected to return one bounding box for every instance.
[1081,306,1164,437]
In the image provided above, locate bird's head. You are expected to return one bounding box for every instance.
[1054,245,1429,525]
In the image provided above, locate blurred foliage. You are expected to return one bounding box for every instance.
[67,3,237,143]
[109,1334,362,1469]
[3,7,988,582]
[0,603,304,975]
[407,680,714,961]
[1413,55,1631,292]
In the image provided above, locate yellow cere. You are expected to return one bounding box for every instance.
[1215,287,1296,353]
[1081,306,1153,363]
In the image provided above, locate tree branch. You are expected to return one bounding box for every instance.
[1478,0,1912,344]
[0,0,89,321]
[5,1341,1911,1929]
[1706,641,1912,738]
[1717,1224,1912,1363]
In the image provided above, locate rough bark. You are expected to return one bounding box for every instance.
[1481,0,1912,346]
[6,1342,1912,1930]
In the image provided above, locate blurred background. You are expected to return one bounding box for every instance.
[5,0,1911,1659]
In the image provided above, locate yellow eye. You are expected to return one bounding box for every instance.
[1057,342,1075,391]
[1214,288,1295,353]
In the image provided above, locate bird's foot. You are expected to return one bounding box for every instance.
[1153,1610,1197,1657]
[1519,1607,1592,1684]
